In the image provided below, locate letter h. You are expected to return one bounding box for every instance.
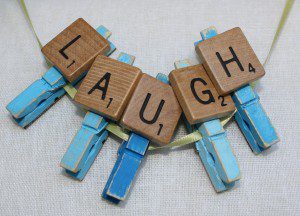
[216,47,244,77]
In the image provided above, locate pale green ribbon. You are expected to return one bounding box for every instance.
[263,0,294,67]
[19,0,294,150]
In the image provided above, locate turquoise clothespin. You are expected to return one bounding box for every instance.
[172,61,240,192]
[6,25,116,128]
[61,52,135,180]
[102,72,172,203]
[197,27,279,154]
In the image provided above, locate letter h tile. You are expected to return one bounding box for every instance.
[169,60,241,192]
[195,27,279,154]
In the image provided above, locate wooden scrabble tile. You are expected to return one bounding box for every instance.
[121,74,182,146]
[169,64,235,125]
[196,27,265,95]
[74,56,142,121]
[42,18,110,83]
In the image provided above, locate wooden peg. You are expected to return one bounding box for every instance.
[232,85,279,154]
[121,74,182,146]
[102,133,149,204]
[171,60,240,192]
[196,27,265,95]
[6,24,115,127]
[169,64,235,124]
[42,18,110,83]
[74,55,142,121]
[62,111,108,180]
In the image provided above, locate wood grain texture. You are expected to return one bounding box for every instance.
[74,55,142,121]
[121,74,182,146]
[196,27,265,95]
[42,18,110,83]
[169,64,235,125]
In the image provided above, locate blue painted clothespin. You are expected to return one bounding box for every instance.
[172,61,240,192]
[102,72,176,203]
[196,27,279,154]
[61,52,135,180]
[102,133,149,203]
[6,25,116,128]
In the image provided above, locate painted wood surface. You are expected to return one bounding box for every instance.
[169,64,235,124]
[173,60,240,192]
[200,27,279,154]
[232,85,279,154]
[197,121,240,183]
[61,53,136,180]
[63,112,108,180]
[196,27,265,95]
[102,133,149,204]
[75,55,142,121]
[6,25,115,127]
[6,67,66,127]
[42,18,110,83]
[121,73,182,146]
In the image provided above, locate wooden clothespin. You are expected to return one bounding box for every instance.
[195,27,279,154]
[102,73,182,203]
[102,133,149,203]
[61,52,138,180]
[6,18,116,127]
[169,60,240,192]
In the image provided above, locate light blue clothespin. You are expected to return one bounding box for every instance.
[172,61,240,192]
[102,72,169,203]
[197,27,279,154]
[6,25,116,128]
[61,52,135,180]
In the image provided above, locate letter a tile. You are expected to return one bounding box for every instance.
[121,74,182,146]
[74,56,142,121]
[196,27,265,95]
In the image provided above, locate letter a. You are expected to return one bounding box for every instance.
[88,72,111,100]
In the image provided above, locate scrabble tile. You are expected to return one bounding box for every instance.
[74,55,142,121]
[169,64,235,125]
[196,27,265,95]
[121,74,182,146]
[42,18,110,83]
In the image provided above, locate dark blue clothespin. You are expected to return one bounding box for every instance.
[6,25,115,128]
[172,60,240,192]
[61,53,135,180]
[102,133,149,203]
[195,27,279,154]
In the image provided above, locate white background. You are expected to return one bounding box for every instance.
[0,0,299,215]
